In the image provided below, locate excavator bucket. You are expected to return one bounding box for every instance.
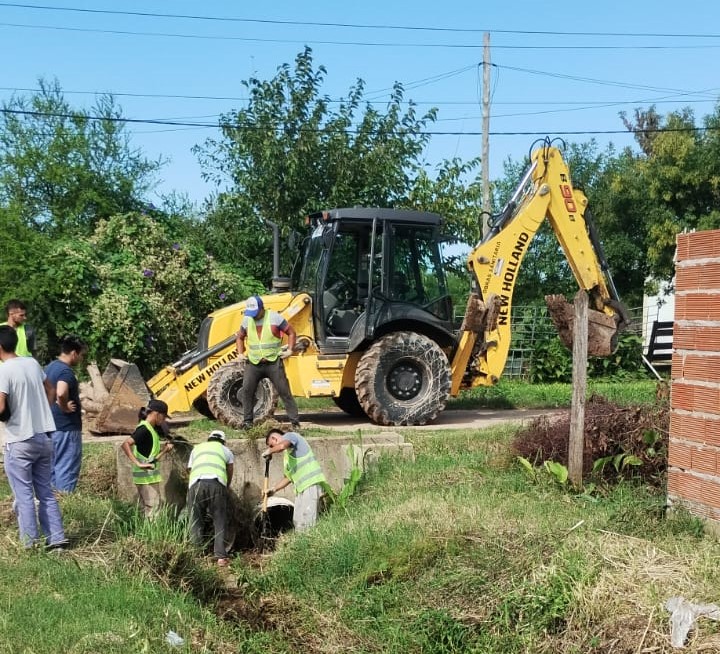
[545,294,619,357]
[86,359,151,435]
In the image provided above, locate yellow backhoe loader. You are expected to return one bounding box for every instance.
[85,141,628,433]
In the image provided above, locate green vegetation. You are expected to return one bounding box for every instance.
[449,378,657,410]
[0,403,715,653]
[528,331,646,384]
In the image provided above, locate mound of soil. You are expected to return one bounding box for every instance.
[512,394,669,485]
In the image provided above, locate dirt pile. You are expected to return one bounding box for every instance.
[512,394,669,485]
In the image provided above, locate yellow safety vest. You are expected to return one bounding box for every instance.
[132,420,162,485]
[188,441,228,486]
[0,323,31,357]
[246,315,282,365]
[284,444,326,494]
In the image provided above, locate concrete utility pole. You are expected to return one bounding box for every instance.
[481,32,491,237]
[568,290,589,489]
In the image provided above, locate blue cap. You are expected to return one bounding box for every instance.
[244,295,264,318]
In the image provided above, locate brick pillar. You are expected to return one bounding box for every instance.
[668,229,720,521]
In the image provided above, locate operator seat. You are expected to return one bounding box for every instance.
[327,308,360,335]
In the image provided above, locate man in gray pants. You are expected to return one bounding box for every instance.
[0,326,67,550]
[235,295,300,430]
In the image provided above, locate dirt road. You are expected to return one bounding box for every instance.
[300,407,563,432]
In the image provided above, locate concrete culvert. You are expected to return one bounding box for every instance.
[252,497,294,550]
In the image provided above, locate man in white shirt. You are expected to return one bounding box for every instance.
[0,325,67,549]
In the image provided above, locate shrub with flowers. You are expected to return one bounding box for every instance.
[37,212,262,374]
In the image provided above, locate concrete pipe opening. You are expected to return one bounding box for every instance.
[253,496,294,550]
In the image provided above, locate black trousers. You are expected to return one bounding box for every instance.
[187,478,228,558]
[242,359,300,425]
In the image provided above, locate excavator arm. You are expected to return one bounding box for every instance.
[450,143,628,394]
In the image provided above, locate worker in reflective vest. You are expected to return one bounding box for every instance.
[186,429,234,567]
[121,399,174,518]
[262,427,327,531]
[1,299,36,357]
[235,295,300,430]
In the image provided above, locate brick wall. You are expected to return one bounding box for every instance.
[668,229,720,521]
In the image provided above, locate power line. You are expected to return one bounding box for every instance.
[494,63,700,95]
[3,3,720,39]
[1,106,715,137]
[4,21,720,50]
[1,84,717,109]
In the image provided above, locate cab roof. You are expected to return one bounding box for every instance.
[308,207,443,226]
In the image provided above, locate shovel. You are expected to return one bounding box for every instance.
[258,455,273,549]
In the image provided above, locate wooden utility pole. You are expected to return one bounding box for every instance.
[481,32,491,237]
[568,290,588,488]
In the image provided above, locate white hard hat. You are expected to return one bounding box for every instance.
[209,429,226,443]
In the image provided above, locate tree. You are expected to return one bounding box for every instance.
[0,206,52,353]
[0,79,163,234]
[195,47,440,281]
[33,212,261,374]
[615,104,720,284]
[403,157,484,246]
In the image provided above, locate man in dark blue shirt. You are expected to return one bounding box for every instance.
[45,335,87,492]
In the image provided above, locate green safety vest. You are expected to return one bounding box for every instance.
[132,420,162,485]
[0,323,31,357]
[284,443,326,494]
[246,314,282,365]
[188,441,228,486]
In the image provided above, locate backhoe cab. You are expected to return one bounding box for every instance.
[85,141,627,433]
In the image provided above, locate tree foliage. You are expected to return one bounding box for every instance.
[0,79,163,234]
[195,47,476,281]
[623,106,720,281]
[33,212,260,374]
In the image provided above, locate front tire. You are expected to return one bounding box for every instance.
[355,332,450,426]
[206,361,277,429]
[192,396,215,420]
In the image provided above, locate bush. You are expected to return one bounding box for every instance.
[36,211,262,373]
[529,332,650,383]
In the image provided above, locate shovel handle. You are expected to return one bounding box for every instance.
[262,456,271,513]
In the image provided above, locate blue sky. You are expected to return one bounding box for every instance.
[1,0,719,206]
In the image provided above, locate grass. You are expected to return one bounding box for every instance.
[0,380,712,653]
[449,378,658,410]
[250,427,717,653]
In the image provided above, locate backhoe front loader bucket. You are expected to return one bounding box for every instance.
[87,359,151,435]
[545,294,619,357]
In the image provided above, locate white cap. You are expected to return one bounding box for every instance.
[209,429,226,443]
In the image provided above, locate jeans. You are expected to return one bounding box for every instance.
[4,433,66,547]
[187,478,228,558]
[50,429,82,492]
[242,359,299,424]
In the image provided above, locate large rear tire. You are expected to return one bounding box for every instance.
[332,387,367,418]
[206,361,277,429]
[355,332,450,426]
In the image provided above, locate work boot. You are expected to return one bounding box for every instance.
[291,422,301,431]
